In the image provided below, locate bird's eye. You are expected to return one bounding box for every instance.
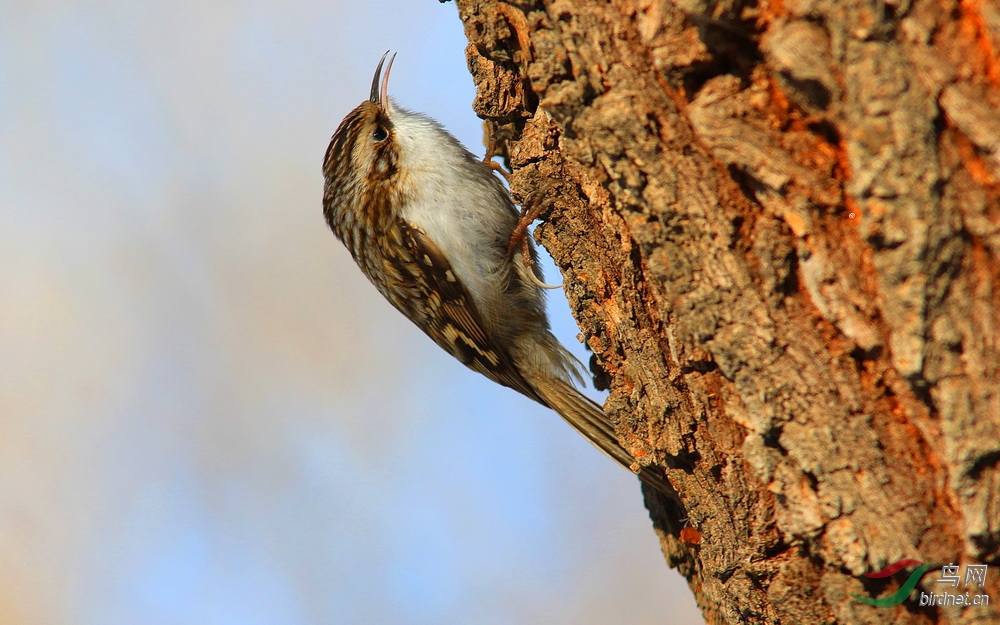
[372,127,388,142]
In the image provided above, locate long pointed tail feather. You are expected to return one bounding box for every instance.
[531,376,679,500]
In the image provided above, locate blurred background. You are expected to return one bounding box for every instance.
[0,2,704,624]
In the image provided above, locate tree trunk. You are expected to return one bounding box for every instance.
[450,0,1000,623]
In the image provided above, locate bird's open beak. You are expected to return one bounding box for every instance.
[369,51,396,112]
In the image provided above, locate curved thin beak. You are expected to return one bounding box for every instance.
[369,51,397,112]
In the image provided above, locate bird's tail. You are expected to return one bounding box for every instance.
[530,376,678,500]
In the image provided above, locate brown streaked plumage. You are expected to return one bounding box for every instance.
[322,52,677,498]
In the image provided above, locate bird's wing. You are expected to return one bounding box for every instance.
[375,217,544,404]
[369,220,681,501]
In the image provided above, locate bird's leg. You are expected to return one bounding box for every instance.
[482,121,512,181]
[509,191,562,290]
[507,190,551,257]
[484,159,511,181]
[482,120,561,290]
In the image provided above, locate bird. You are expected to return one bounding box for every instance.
[322,51,676,498]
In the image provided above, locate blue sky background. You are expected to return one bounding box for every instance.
[0,2,704,624]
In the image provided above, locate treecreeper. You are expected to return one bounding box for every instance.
[322,51,676,498]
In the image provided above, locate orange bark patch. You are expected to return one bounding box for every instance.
[958,0,1000,87]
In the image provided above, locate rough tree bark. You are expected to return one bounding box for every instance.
[448,0,1000,623]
